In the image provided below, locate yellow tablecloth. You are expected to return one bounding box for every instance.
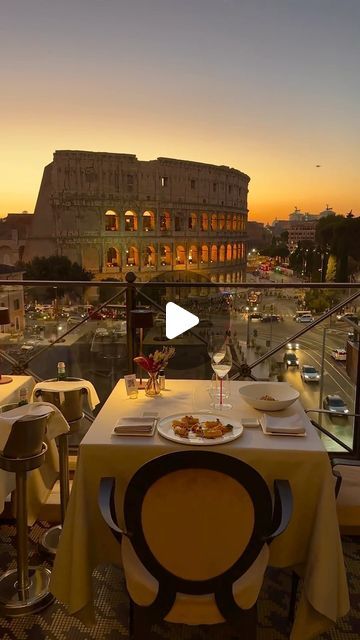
[50,379,349,639]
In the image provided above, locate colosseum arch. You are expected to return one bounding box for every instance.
[188,212,197,230]
[219,244,226,263]
[232,214,237,231]
[226,244,232,261]
[160,211,171,231]
[104,209,119,231]
[106,246,120,267]
[226,214,232,231]
[160,244,172,266]
[143,245,156,267]
[176,245,185,265]
[126,246,139,267]
[124,210,138,232]
[200,245,209,263]
[210,244,217,262]
[142,210,155,232]
[188,245,198,265]
[218,213,225,230]
[232,243,238,260]
[210,213,218,231]
[200,213,208,231]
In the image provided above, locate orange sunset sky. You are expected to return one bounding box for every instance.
[1,0,359,223]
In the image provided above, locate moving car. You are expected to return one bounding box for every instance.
[300,365,320,383]
[261,314,280,323]
[331,348,347,361]
[323,394,349,416]
[296,314,314,323]
[293,310,312,321]
[283,351,299,368]
[336,312,358,323]
[287,342,299,350]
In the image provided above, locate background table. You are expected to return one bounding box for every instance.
[0,375,60,523]
[0,375,35,514]
[51,379,349,640]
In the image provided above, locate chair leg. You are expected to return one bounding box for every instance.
[231,604,257,640]
[289,571,299,624]
[132,603,152,640]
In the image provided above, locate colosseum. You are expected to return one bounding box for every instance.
[26,150,249,283]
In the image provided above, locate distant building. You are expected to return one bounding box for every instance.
[25,150,250,284]
[0,212,33,266]
[274,205,338,250]
[0,264,25,332]
[246,221,272,250]
[288,220,317,250]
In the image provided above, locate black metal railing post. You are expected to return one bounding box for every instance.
[125,272,137,373]
[353,334,360,458]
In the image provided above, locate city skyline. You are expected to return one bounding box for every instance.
[1,0,359,222]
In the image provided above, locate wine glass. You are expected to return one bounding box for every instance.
[211,345,232,409]
[207,335,214,359]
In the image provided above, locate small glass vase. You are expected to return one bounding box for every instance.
[145,371,161,397]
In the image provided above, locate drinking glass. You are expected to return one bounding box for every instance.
[211,345,232,409]
[208,374,231,409]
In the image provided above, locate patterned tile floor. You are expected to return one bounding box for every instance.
[0,522,359,639]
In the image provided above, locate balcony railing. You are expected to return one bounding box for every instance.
[0,276,359,458]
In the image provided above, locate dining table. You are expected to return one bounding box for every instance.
[0,375,60,523]
[50,378,349,640]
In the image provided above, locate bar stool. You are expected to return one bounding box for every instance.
[34,378,87,556]
[0,412,55,616]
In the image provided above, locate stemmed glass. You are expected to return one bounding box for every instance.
[211,344,232,409]
[207,335,214,360]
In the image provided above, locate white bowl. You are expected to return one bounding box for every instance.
[239,382,300,411]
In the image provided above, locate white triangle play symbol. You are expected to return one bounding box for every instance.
[165,302,199,339]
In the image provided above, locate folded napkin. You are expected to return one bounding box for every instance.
[261,413,306,435]
[113,417,157,436]
[0,402,70,451]
[32,379,100,410]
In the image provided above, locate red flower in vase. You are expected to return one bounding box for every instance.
[134,347,175,373]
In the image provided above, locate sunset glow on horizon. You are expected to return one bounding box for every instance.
[1,0,359,223]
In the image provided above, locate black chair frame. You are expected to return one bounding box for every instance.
[99,450,292,637]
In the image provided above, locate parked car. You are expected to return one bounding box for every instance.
[331,348,347,361]
[323,394,349,416]
[249,312,263,321]
[296,314,314,323]
[283,351,299,368]
[300,365,320,383]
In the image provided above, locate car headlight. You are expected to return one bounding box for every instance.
[316,374,320,379]
[344,409,349,414]
[287,360,291,364]
[330,408,336,412]
[296,360,299,365]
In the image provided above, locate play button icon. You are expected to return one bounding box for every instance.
[165,302,199,339]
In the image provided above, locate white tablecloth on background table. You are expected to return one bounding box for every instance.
[0,376,35,514]
[0,377,70,523]
[50,379,349,640]
[32,379,100,411]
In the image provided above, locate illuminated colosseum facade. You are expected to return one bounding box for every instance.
[26,150,249,283]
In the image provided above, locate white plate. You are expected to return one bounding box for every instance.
[157,413,243,446]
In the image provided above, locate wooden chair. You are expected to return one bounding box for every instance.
[99,450,293,639]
